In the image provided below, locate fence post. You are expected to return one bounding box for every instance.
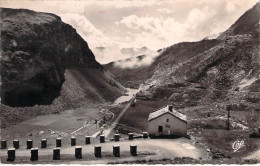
[7,148,15,161]
[1,140,7,149]
[100,135,105,143]
[53,148,60,160]
[128,133,134,140]
[30,148,38,161]
[143,132,148,138]
[130,145,137,156]
[27,140,33,149]
[113,145,120,157]
[94,146,101,157]
[41,139,47,148]
[71,137,76,146]
[56,138,62,147]
[85,136,91,144]
[75,146,82,159]
[13,140,19,149]
[114,134,120,142]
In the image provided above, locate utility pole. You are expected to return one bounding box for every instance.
[226,105,230,131]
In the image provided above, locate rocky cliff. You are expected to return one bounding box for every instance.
[0,8,122,107]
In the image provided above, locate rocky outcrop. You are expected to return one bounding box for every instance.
[0,8,103,106]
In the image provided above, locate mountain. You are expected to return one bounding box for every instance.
[105,3,260,110]
[0,8,124,127]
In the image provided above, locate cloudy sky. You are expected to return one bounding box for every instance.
[1,0,258,64]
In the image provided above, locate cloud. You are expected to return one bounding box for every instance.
[157,8,174,14]
[115,7,218,49]
[59,13,111,49]
[226,2,237,13]
[113,49,160,69]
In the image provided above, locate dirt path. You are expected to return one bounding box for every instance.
[0,138,207,164]
[103,96,136,137]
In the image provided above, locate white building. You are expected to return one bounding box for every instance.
[148,105,187,137]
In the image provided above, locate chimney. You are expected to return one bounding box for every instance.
[168,105,173,112]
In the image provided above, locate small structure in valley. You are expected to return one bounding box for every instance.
[148,105,187,137]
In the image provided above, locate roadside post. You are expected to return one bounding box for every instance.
[94,146,102,157]
[71,137,76,146]
[113,145,120,157]
[7,148,15,161]
[100,135,105,143]
[53,148,60,160]
[85,136,91,144]
[41,139,47,148]
[27,140,33,149]
[56,138,62,147]
[75,146,82,159]
[30,148,38,161]
[130,145,137,156]
[1,140,7,149]
[114,134,120,142]
[13,140,19,149]
[128,133,134,140]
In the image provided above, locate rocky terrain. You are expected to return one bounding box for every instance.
[105,2,260,160]
[0,8,124,128]
[106,2,260,111]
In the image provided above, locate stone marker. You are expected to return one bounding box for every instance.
[7,148,15,161]
[85,136,91,144]
[94,146,101,157]
[114,134,120,142]
[130,145,137,156]
[13,140,19,149]
[128,133,134,140]
[75,146,82,159]
[41,139,47,148]
[1,140,7,149]
[113,145,120,157]
[56,138,62,147]
[143,132,148,138]
[27,140,33,149]
[71,137,76,146]
[53,148,60,160]
[30,148,38,161]
[100,135,105,143]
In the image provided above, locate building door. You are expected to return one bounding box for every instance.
[158,126,163,133]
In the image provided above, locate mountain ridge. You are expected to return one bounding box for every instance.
[105,2,260,111]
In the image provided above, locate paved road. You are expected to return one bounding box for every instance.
[0,138,206,164]
[103,96,136,137]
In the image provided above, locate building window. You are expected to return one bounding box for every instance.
[166,119,169,122]
[158,126,163,132]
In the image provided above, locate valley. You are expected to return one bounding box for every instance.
[1,2,260,164]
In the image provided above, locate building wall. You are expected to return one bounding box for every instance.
[148,113,187,137]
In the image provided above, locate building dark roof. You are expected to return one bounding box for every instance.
[148,105,187,122]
